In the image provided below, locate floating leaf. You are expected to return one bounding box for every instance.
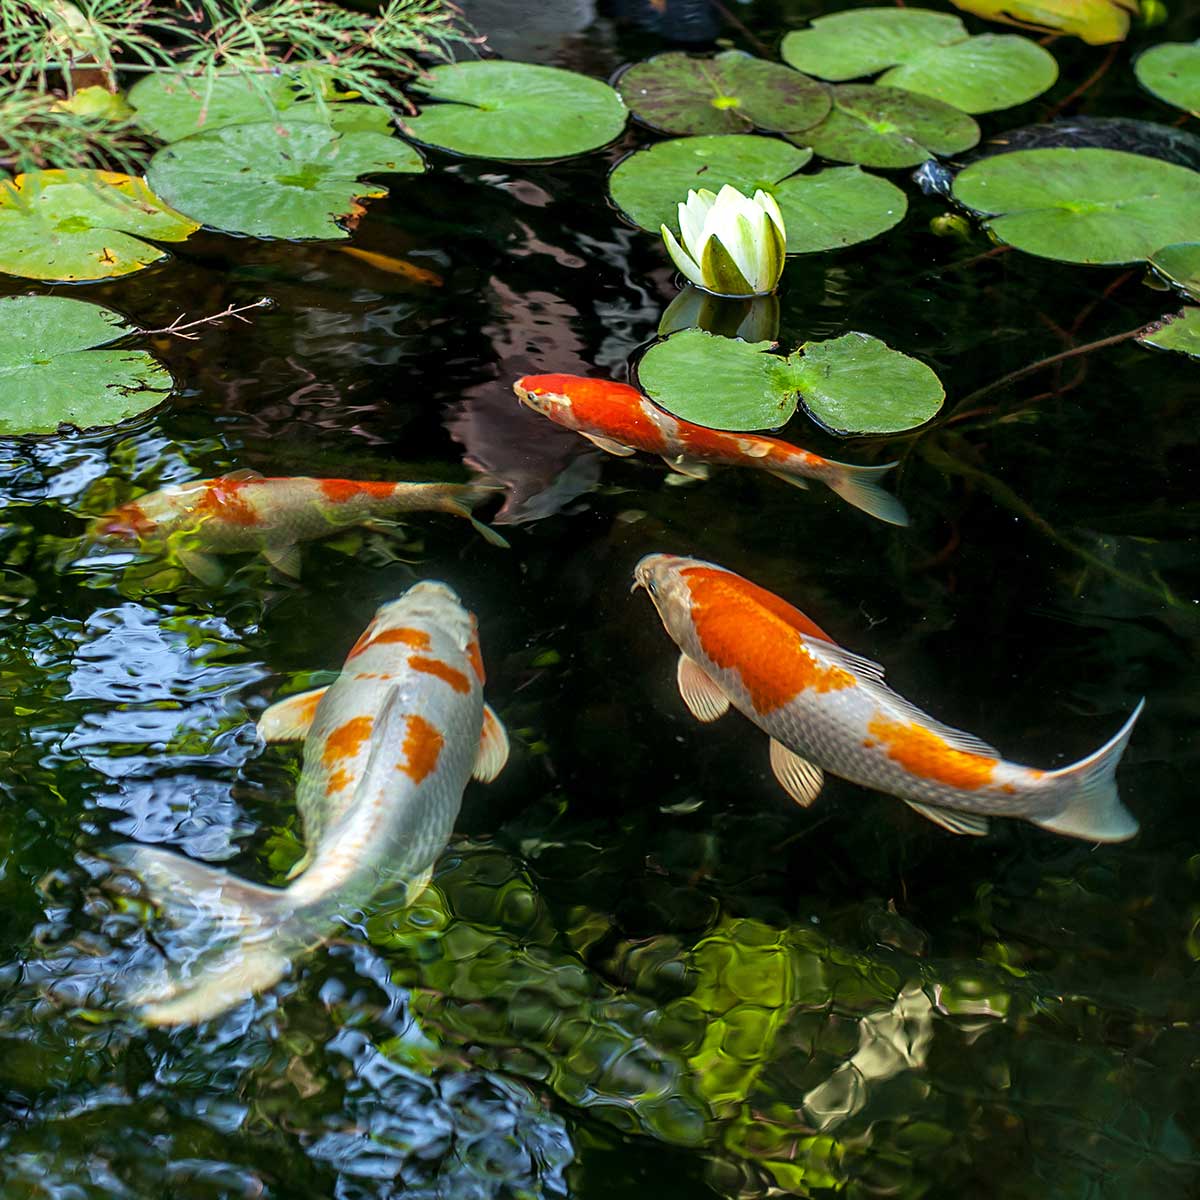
[1150,242,1200,300]
[0,295,171,435]
[949,0,1136,45]
[55,85,134,120]
[1135,42,1200,117]
[793,332,944,434]
[129,72,392,142]
[787,84,978,168]
[0,170,199,282]
[781,8,1058,114]
[952,148,1200,265]
[1138,308,1200,359]
[403,61,626,160]
[146,122,423,239]
[636,327,942,432]
[609,136,905,252]
[617,50,830,136]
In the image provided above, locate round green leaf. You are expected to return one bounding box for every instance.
[781,8,1057,114]
[0,296,171,435]
[0,170,199,283]
[129,72,393,142]
[788,84,978,168]
[952,148,1200,265]
[404,61,626,160]
[1150,242,1200,300]
[609,134,811,233]
[637,328,799,430]
[1138,308,1200,359]
[782,9,967,81]
[617,51,830,136]
[774,166,907,251]
[1135,42,1200,116]
[793,332,944,434]
[146,122,423,239]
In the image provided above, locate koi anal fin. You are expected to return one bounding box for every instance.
[905,801,989,836]
[1035,700,1144,843]
[769,739,824,807]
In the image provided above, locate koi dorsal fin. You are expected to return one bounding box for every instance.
[806,639,1001,759]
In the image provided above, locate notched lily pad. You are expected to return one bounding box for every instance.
[0,169,199,282]
[146,121,424,239]
[949,0,1136,45]
[781,8,1058,114]
[0,295,172,435]
[129,72,393,142]
[1135,42,1200,117]
[1150,242,1200,301]
[404,61,626,160]
[788,84,979,168]
[609,135,905,252]
[636,326,942,433]
[617,50,830,136]
[1138,308,1200,360]
[952,148,1200,265]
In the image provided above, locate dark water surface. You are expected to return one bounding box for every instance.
[4,1,1200,1196]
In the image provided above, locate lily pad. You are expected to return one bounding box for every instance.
[616,50,830,136]
[952,148,1200,265]
[793,332,944,434]
[146,121,423,239]
[0,295,171,435]
[781,8,1058,114]
[403,61,626,160]
[1138,308,1200,359]
[1149,242,1200,300]
[0,170,199,282]
[609,136,906,252]
[787,84,979,168]
[949,0,1136,45]
[636,327,942,432]
[129,72,393,142]
[1135,43,1200,117]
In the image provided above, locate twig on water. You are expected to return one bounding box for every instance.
[140,297,273,340]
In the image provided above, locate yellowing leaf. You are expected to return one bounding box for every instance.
[54,86,134,120]
[949,0,1137,44]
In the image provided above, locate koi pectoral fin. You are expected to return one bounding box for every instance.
[769,739,824,807]
[175,547,225,587]
[904,801,989,836]
[258,686,329,742]
[677,654,729,722]
[582,433,637,457]
[472,703,510,783]
[662,454,711,480]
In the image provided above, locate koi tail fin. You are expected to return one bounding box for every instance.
[823,461,910,527]
[1035,700,1145,842]
[108,843,299,1026]
[434,482,511,549]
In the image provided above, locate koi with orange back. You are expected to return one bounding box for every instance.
[513,373,907,526]
[633,553,1144,842]
[109,581,510,1025]
[89,470,507,583]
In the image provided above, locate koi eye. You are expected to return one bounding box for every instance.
[645,578,658,596]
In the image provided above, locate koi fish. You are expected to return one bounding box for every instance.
[109,581,510,1025]
[632,553,1143,841]
[89,470,506,583]
[513,373,907,526]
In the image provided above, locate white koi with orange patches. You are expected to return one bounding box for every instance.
[108,582,510,1026]
[634,554,1143,843]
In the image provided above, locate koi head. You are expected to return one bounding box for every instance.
[373,581,476,650]
[512,375,575,423]
[632,553,699,641]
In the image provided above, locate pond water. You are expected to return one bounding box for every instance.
[3,1,1200,1197]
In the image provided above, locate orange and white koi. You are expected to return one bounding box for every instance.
[513,373,907,526]
[90,470,506,583]
[109,582,509,1024]
[633,553,1143,841]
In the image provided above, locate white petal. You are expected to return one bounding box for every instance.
[754,189,786,242]
[661,224,707,289]
[723,211,766,293]
[678,190,712,255]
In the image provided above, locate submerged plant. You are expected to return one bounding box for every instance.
[661,185,787,298]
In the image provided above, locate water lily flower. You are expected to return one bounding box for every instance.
[660,184,787,298]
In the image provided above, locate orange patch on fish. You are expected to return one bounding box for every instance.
[347,626,432,659]
[519,374,667,452]
[322,715,374,767]
[97,501,155,538]
[867,714,998,791]
[398,714,444,783]
[682,567,853,714]
[196,477,259,526]
[326,765,353,794]
[465,635,485,684]
[318,479,398,504]
[410,655,471,693]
